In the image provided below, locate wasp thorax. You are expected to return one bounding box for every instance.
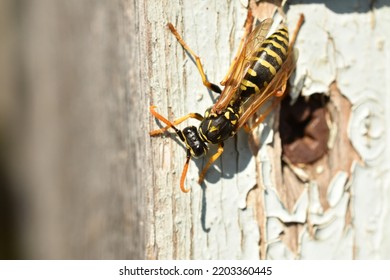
[198,103,241,144]
[182,126,208,158]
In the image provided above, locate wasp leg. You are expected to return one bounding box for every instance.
[167,23,222,94]
[149,105,203,136]
[246,96,284,132]
[198,142,224,184]
[289,14,305,48]
[220,9,254,86]
[180,150,191,193]
[242,123,252,133]
[248,78,288,131]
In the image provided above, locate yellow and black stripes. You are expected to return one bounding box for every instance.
[198,26,290,144]
[239,26,289,100]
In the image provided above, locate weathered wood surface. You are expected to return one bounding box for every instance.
[1,0,390,260]
[147,0,390,259]
[1,0,146,259]
[146,0,258,259]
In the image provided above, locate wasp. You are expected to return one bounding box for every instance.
[150,10,304,192]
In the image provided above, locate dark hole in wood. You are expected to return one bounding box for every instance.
[279,93,330,164]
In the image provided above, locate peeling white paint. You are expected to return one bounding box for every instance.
[267,234,295,260]
[327,171,348,208]
[308,181,324,215]
[352,164,390,259]
[348,95,385,165]
[279,2,390,259]
[258,2,390,259]
[265,188,308,223]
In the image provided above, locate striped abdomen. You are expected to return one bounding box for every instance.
[239,26,289,101]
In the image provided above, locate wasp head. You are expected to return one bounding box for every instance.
[181,126,208,158]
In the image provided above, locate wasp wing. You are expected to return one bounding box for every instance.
[236,48,299,129]
[212,18,273,113]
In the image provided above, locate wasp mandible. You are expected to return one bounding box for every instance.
[150,10,304,192]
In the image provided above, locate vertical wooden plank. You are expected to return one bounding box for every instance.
[0,0,21,259]
[1,0,146,258]
[146,0,390,260]
[146,0,261,259]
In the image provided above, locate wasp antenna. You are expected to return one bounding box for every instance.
[149,105,181,134]
[180,154,191,193]
[167,22,175,32]
[150,106,173,127]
